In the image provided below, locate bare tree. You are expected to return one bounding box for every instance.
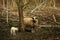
[16,0,25,31]
[6,0,8,24]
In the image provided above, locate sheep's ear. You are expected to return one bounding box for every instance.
[34,17,38,19]
[35,18,38,19]
[35,17,38,19]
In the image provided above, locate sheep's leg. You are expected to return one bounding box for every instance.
[10,29,13,36]
[31,27,35,33]
[13,30,16,36]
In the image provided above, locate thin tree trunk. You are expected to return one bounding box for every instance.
[53,14,56,22]
[6,0,8,24]
[2,0,5,16]
[18,5,25,31]
[16,0,25,31]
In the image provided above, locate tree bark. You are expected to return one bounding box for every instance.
[53,14,56,22]
[16,0,25,31]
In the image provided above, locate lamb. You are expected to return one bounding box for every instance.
[10,27,18,36]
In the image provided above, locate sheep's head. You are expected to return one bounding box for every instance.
[32,16,38,23]
[31,16,38,27]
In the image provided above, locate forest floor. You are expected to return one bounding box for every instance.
[0,27,60,40]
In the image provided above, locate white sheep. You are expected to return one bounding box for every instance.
[10,27,18,36]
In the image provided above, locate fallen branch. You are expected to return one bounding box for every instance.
[31,0,47,13]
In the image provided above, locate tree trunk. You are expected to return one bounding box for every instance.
[53,14,56,22]
[18,5,25,31]
[16,0,25,31]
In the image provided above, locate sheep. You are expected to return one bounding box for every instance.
[23,17,38,32]
[10,27,18,36]
[24,17,38,26]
